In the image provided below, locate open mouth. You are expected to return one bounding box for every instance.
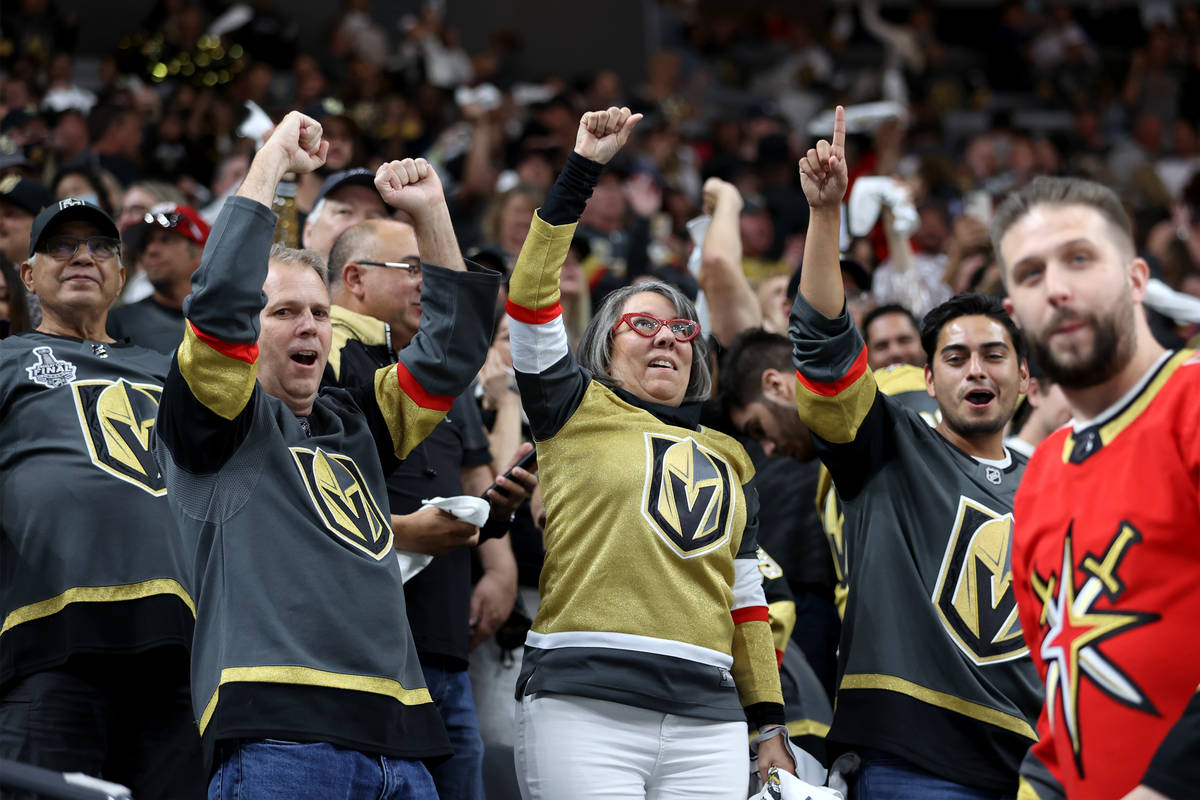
[965,388,995,408]
[649,359,676,371]
[291,351,318,366]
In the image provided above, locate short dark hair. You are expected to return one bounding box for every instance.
[920,292,1026,368]
[991,176,1134,271]
[862,303,920,341]
[718,328,792,411]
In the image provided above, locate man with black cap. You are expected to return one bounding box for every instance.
[0,174,52,269]
[0,197,201,796]
[301,167,388,259]
[108,203,211,353]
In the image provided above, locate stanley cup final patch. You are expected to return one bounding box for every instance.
[26,346,77,388]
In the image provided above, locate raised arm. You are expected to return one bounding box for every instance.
[158,112,327,472]
[360,157,500,464]
[507,107,641,440]
[375,157,466,271]
[698,178,762,345]
[790,107,889,492]
[797,105,847,319]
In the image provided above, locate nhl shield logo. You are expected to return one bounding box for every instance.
[640,432,736,558]
[292,446,392,560]
[72,379,166,495]
[985,466,1002,485]
[26,346,77,388]
[932,496,1027,664]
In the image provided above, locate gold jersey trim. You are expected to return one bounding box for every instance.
[329,304,390,381]
[1,578,195,636]
[178,325,257,421]
[839,672,1037,741]
[1061,349,1194,463]
[1017,777,1045,800]
[748,718,831,742]
[198,665,434,734]
[508,213,574,311]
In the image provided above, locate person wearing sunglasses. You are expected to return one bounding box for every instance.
[506,107,795,799]
[0,198,203,795]
[108,204,211,354]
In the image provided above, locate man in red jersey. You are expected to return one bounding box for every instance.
[995,177,1200,800]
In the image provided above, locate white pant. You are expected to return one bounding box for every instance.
[514,693,750,800]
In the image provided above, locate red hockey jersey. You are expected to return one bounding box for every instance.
[1013,349,1200,799]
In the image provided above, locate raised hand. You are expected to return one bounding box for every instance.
[702,177,743,216]
[375,157,446,220]
[265,111,328,175]
[799,105,847,210]
[574,106,643,165]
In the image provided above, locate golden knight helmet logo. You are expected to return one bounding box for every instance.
[291,446,391,559]
[641,433,735,558]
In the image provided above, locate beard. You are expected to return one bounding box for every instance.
[1030,293,1136,390]
[941,401,1012,440]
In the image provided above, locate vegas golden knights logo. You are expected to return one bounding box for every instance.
[932,497,1027,664]
[291,447,391,560]
[72,379,166,495]
[641,432,735,558]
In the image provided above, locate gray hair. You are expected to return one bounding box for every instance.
[991,177,1134,272]
[577,280,712,403]
[269,242,328,285]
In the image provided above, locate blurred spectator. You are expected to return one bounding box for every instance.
[51,164,119,217]
[0,254,31,336]
[861,303,923,370]
[0,174,52,268]
[82,103,143,185]
[300,167,387,258]
[108,203,209,352]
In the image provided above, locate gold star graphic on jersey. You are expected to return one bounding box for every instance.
[1032,524,1158,776]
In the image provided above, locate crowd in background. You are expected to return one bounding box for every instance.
[3,1,1200,336]
[3,1,1200,797]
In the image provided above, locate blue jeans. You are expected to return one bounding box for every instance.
[422,665,485,800]
[855,749,1014,800]
[207,740,438,800]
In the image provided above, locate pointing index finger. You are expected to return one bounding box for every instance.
[832,105,846,157]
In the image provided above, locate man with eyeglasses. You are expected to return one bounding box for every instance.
[107,204,212,354]
[301,168,389,260]
[0,197,203,796]
[325,207,532,800]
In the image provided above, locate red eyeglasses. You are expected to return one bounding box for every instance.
[611,313,701,342]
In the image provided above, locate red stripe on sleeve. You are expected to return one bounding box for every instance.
[731,605,770,626]
[188,321,258,364]
[395,361,454,412]
[795,345,868,397]
[776,649,785,668]
[505,298,563,325]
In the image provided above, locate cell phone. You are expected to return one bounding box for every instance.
[482,447,537,499]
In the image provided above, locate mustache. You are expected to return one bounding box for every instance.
[1041,307,1093,334]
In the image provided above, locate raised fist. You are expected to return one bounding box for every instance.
[799,105,848,210]
[574,106,643,165]
[702,177,742,216]
[375,158,445,218]
[264,111,328,175]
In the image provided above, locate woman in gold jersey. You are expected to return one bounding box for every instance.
[505,106,794,799]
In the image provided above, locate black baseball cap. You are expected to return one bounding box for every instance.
[312,168,380,210]
[28,197,120,258]
[0,174,52,217]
